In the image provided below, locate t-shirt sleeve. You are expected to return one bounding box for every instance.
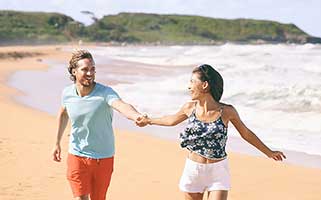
[105,87,121,106]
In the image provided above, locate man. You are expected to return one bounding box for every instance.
[52,50,144,200]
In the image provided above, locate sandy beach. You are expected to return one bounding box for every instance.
[1,45,321,200]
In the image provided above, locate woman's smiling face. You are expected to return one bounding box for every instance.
[188,73,208,100]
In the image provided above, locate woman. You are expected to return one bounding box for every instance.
[136,64,286,200]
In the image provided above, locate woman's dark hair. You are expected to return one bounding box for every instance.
[192,64,224,102]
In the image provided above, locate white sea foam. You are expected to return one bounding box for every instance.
[98,44,321,156]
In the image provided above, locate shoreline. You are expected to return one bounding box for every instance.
[1,45,321,200]
[6,45,321,170]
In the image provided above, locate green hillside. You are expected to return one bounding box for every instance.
[0,10,84,44]
[1,11,320,45]
[87,12,320,44]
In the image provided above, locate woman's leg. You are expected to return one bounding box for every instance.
[207,190,228,200]
[184,192,204,200]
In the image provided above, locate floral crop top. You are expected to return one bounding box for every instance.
[179,107,228,160]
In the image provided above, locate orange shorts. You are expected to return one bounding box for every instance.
[67,154,114,200]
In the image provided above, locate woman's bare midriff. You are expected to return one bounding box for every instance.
[188,150,226,164]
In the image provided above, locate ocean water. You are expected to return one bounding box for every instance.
[8,44,321,158]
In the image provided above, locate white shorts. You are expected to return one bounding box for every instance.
[179,158,231,193]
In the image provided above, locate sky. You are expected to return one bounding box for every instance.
[1,0,321,37]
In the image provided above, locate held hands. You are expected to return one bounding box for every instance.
[267,150,286,161]
[135,114,150,127]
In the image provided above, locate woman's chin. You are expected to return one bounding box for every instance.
[190,96,198,100]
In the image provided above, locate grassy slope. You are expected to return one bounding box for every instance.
[1,11,319,45]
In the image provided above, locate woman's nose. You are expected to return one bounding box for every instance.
[188,82,192,90]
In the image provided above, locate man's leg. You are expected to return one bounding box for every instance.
[67,154,91,199]
[74,195,89,200]
[90,157,114,200]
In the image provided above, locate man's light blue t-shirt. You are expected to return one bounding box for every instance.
[61,83,120,159]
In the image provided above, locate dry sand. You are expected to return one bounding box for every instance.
[0,45,321,200]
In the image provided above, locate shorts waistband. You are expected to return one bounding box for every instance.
[186,157,228,166]
[69,153,113,161]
